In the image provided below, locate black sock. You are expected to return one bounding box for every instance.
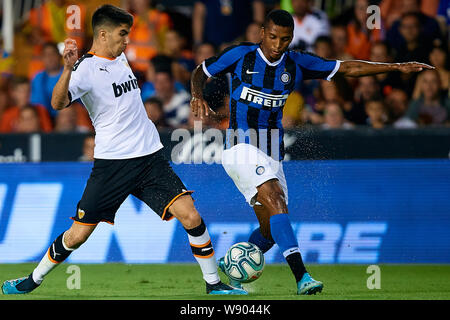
[48,232,73,263]
[285,252,307,283]
[16,273,39,291]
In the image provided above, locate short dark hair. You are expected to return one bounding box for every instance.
[194,42,217,55]
[400,11,421,25]
[314,35,332,48]
[12,76,30,88]
[145,97,163,110]
[365,98,385,109]
[151,55,174,78]
[20,105,40,119]
[92,4,133,36]
[264,9,294,30]
[154,68,173,80]
[372,40,393,57]
[42,42,60,55]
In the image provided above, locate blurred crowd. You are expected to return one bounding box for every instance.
[0,0,448,146]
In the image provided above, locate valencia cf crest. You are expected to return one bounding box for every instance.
[78,208,85,219]
[280,72,291,84]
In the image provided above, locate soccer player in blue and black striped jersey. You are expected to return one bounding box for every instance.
[191,9,433,295]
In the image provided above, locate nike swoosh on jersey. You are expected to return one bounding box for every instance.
[246,70,259,74]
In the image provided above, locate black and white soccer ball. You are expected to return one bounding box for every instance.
[223,242,265,283]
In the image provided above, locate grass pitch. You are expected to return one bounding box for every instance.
[0,263,449,300]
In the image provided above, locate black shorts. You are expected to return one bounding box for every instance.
[71,149,192,226]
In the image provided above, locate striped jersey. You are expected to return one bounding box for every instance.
[202,43,340,160]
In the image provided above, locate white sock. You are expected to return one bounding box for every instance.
[186,223,220,285]
[32,251,57,284]
[32,232,75,284]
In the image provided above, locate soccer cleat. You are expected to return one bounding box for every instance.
[2,274,39,295]
[206,281,248,295]
[297,272,323,295]
[217,257,244,289]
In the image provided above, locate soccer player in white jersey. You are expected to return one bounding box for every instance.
[2,4,246,296]
[190,9,433,295]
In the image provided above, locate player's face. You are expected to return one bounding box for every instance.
[105,23,130,57]
[260,21,293,62]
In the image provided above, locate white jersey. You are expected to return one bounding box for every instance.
[289,11,330,51]
[68,52,163,159]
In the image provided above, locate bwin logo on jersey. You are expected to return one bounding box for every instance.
[112,75,139,98]
[240,86,289,108]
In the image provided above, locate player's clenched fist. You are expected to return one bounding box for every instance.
[190,96,215,120]
[63,38,78,69]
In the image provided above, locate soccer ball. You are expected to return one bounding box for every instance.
[223,242,265,283]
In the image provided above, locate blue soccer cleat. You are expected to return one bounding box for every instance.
[218,256,244,289]
[297,272,323,295]
[206,281,248,295]
[2,274,39,295]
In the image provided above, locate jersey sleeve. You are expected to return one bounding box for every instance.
[292,51,341,81]
[202,44,253,78]
[68,58,92,103]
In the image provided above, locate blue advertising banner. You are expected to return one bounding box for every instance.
[0,159,449,264]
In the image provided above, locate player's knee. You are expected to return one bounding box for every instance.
[178,210,202,230]
[169,195,202,229]
[259,188,286,212]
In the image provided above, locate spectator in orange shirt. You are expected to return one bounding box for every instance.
[0,89,9,121]
[124,0,172,75]
[330,24,354,60]
[0,77,52,133]
[15,106,42,133]
[22,0,88,79]
[346,0,382,61]
[54,105,94,133]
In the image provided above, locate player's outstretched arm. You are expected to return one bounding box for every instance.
[51,38,78,110]
[190,64,216,120]
[337,60,434,78]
